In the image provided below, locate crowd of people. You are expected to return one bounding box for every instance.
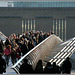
[0,30,72,74]
[19,57,72,74]
[0,30,54,74]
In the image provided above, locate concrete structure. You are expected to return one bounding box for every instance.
[0,1,75,41]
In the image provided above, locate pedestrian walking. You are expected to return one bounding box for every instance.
[4,45,11,66]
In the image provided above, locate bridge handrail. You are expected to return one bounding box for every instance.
[0,31,7,41]
[49,37,75,66]
[0,31,7,38]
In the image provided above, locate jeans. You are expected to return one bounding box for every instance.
[5,55,10,66]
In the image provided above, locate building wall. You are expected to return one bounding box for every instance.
[0,17,22,36]
[0,7,75,40]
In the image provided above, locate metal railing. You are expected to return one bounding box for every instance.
[49,37,75,66]
[0,31,7,41]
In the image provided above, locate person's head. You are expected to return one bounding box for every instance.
[29,39,32,44]
[46,62,51,67]
[15,44,19,48]
[66,57,70,61]
[13,48,16,52]
[53,62,56,66]
[51,31,54,34]
[23,59,28,63]
[24,40,27,44]
[1,40,3,43]
[37,60,42,65]
[7,45,11,49]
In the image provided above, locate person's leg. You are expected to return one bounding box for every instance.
[7,55,10,66]
[14,59,16,64]
[5,55,8,66]
[11,58,14,65]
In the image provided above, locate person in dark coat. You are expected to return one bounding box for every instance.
[0,54,6,74]
[0,42,3,54]
[19,59,34,74]
[52,62,61,74]
[21,40,28,56]
[33,38,37,47]
[34,60,43,73]
[14,44,21,60]
[43,62,53,74]
[28,40,34,51]
[11,49,17,65]
[5,38,11,47]
[60,57,72,74]
[38,33,44,43]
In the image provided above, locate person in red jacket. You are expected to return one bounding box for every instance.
[4,45,11,66]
